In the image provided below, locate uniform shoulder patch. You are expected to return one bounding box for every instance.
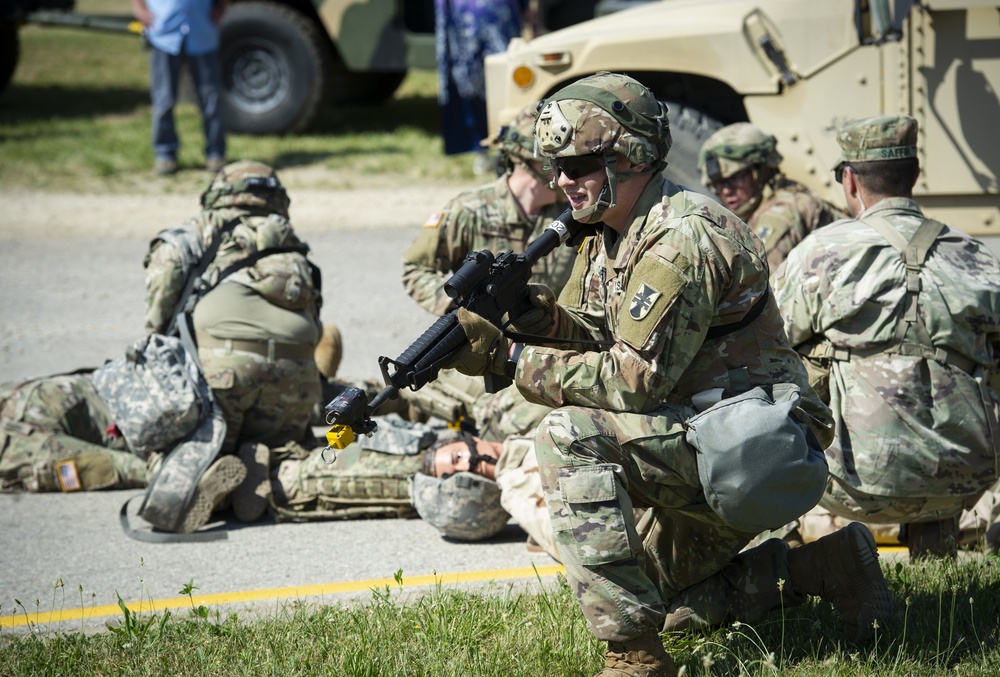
[423,212,443,228]
[629,283,662,320]
[618,243,691,351]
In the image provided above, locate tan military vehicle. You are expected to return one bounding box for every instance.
[8,0,635,135]
[485,0,1000,238]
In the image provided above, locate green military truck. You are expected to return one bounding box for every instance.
[4,0,650,135]
[484,0,1000,238]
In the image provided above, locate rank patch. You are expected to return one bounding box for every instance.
[423,212,443,228]
[629,283,662,320]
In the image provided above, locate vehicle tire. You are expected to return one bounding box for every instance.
[328,68,407,105]
[0,23,18,95]
[219,1,331,135]
[660,99,724,193]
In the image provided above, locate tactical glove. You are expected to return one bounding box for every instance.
[443,308,509,376]
[509,284,558,337]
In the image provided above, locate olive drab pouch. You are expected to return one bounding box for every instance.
[685,383,828,534]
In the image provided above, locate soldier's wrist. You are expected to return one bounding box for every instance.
[503,342,524,379]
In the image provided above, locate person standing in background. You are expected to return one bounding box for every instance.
[435,0,524,172]
[130,0,228,176]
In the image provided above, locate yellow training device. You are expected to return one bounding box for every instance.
[326,424,355,450]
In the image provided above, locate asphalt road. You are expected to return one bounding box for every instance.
[0,221,559,636]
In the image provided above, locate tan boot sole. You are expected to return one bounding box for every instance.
[179,456,247,534]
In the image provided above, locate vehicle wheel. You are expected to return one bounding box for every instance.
[0,23,18,95]
[660,99,724,193]
[328,69,407,105]
[219,1,331,135]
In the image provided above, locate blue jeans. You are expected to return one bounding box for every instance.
[150,46,226,162]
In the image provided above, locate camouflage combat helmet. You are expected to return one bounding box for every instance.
[409,471,510,541]
[488,102,545,180]
[200,160,291,217]
[534,71,671,221]
[698,123,782,218]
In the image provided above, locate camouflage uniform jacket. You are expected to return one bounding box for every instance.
[514,176,833,444]
[143,208,321,336]
[401,176,575,315]
[749,177,847,273]
[773,197,1000,498]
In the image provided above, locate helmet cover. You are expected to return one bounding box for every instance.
[200,160,291,217]
[410,471,510,541]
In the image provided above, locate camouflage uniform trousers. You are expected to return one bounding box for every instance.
[0,375,148,492]
[495,434,559,561]
[201,348,320,455]
[535,405,803,641]
[761,480,1000,550]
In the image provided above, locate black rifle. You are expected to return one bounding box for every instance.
[323,207,595,448]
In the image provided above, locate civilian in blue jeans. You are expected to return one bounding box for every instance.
[130,0,228,175]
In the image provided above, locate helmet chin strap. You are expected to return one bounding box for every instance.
[571,153,619,222]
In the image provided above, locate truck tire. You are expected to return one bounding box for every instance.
[219,1,330,135]
[0,23,18,95]
[661,99,723,193]
[329,70,407,105]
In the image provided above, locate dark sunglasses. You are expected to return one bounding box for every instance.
[834,163,853,184]
[551,155,605,180]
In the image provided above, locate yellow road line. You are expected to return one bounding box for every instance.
[1,565,566,629]
[0,543,910,630]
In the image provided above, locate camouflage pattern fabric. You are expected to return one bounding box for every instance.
[835,115,917,165]
[273,443,424,521]
[761,487,999,550]
[516,174,833,641]
[92,333,211,458]
[199,160,291,217]
[144,212,320,335]
[535,72,671,167]
[145,204,322,456]
[487,101,543,173]
[200,348,319,455]
[137,405,227,532]
[697,122,781,185]
[495,434,558,560]
[473,384,553,443]
[401,176,575,315]
[410,470,511,541]
[773,197,1000,507]
[749,177,847,272]
[0,375,148,492]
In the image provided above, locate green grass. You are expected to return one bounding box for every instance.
[0,2,474,194]
[3,556,1000,675]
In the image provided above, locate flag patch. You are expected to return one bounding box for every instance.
[57,460,82,492]
[423,212,443,228]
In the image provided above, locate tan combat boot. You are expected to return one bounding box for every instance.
[899,517,959,559]
[232,442,271,523]
[787,522,892,643]
[597,630,677,677]
[314,324,343,379]
[179,455,247,533]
